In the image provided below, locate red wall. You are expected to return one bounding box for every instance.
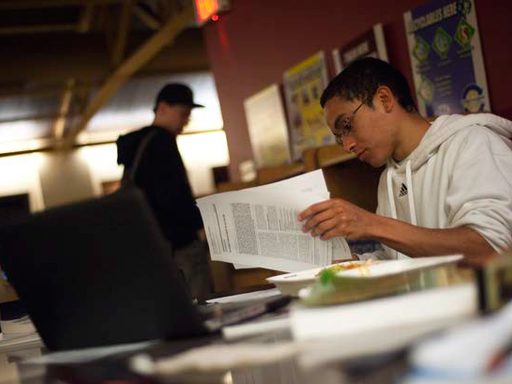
[203,0,512,180]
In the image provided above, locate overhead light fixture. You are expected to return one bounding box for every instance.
[193,0,230,26]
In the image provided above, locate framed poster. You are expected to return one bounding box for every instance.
[244,84,291,167]
[404,0,490,117]
[333,23,389,74]
[283,52,333,160]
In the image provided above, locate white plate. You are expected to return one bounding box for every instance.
[298,255,464,302]
[267,255,463,296]
[266,260,372,296]
[333,255,463,279]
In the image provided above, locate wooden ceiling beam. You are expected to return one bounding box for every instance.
[0,0,122,10]
[111,0,134,67]
[0,113,58,125]
[63,4,195,147]
[0,83,94,100]
[52,79,75,140]
[0,24,77,35]
[133,3,161,30]
[76,1,95,33]
[0,0,97,35]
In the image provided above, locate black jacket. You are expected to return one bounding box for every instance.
[116,125,203,249]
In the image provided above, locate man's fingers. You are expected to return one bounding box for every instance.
[303,210,335,232]
[302,209,336,232]
[298,200,336,221]
[320,227,341,240]
[313,218,338,237]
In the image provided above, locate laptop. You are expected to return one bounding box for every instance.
[0,187,289,351]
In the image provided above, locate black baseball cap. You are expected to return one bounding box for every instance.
[154,83,204,109]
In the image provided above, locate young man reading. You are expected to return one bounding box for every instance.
[299,58,512,262]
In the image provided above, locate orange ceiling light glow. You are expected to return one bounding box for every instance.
[193,0,229,25]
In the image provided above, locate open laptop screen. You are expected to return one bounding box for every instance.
[0,188,207,350]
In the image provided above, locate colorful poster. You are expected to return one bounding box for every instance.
[404,0,490,117]
[244,84,291,167]
[283,52,332,160]
[333,24,389,74]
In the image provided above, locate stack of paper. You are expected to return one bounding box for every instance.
[404,298,512,383]
[291,283,478,367]
[0,316,42,353]
[292,283,477,341]
[197,170,352,272]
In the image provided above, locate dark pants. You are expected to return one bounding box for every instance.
[174,239,213,302]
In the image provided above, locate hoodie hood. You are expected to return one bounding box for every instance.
[117,126,158,169]
[389,113,512,172]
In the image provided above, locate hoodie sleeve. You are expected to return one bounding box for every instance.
[445,126,512,252]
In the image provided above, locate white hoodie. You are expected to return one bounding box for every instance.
[366,113,512,259]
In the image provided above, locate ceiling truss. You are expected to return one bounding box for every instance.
[0,0,200,152]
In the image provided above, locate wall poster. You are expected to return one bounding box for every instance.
[243,84,291,167]
[404,0,490,117]
[333,23,389,74]
[283,52,332,160]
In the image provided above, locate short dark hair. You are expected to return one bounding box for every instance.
[320,58,416,112]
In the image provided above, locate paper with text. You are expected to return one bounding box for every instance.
[196,170,352,272]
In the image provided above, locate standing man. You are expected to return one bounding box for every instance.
[117,83,212,301]
[299,58,512,263]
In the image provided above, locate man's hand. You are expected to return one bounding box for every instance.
[298,198,496,263]
[298,198,376,240]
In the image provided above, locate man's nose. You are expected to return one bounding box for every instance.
[342,135,357,152]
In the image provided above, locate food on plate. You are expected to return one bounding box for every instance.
[316,260,374,277]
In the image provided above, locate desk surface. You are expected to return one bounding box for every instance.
[0,274,480,384]
[0,330,410,384]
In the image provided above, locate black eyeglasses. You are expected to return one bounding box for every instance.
[332,102,364,145]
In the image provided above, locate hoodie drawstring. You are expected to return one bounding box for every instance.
[386,168,397,220]
[405,160,417,225]
[386,160,416,258]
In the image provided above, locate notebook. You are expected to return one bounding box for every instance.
[0,187,289,351]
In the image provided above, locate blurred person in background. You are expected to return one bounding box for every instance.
[117,83,212,301]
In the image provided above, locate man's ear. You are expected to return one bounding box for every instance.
[155,101,170,116]
[375,86,395,113]
[155,101,163,114]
